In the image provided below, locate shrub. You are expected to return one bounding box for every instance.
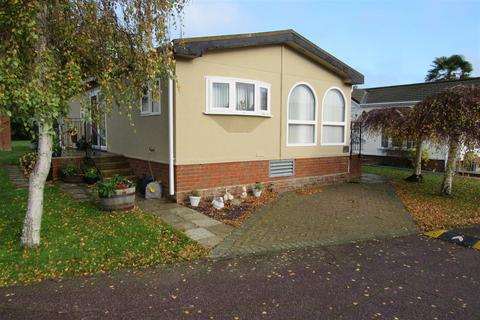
[191,189,200,197]
[254,182,263,191]
[75,137,88,150]
[59,161,82,177]
[84,167,100,179]
[19,152,37,177]
[407,148,429,169]
[463,151,480,171]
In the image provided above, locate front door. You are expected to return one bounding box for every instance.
[90,92,107,151]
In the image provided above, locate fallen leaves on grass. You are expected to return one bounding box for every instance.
[363,165,480,231]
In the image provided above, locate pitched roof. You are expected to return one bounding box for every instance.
[353,77,480,104]
[172,30,364,85]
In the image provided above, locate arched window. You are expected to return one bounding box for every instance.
[287,84,317,145]
[322,88,346,145]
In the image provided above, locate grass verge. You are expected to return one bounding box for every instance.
[363,165,480,231]
[0,141,206,287]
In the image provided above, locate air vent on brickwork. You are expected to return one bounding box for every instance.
[269,160,295,178]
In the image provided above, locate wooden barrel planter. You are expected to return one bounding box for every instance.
[99,187,136,211]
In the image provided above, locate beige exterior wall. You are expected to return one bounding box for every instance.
[174,45,352,165]
[67,85,169,163]
[106,83,169,163]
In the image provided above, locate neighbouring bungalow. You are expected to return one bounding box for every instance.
[62,30,364,202]
[351,77,480,172]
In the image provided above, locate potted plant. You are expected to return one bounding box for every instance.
[68,126,78,143]
[59,161,84,183]
[253,182,263,198]
[97,175,136,211]
[84,167,100,185]
[189,189,201,207]
[76,136,88,150]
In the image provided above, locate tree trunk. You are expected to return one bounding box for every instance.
[441,139,458,195]
[414,140,423,176]
[21,122,53,247]
[405,140,423,182]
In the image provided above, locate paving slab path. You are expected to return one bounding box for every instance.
[4,165,29,189]
[211,174,417,257]
[137,198,234,248]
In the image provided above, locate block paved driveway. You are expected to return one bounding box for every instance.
[211,174,418,257]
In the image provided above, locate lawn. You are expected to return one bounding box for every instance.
[363,165,480,231]
[0,141,206,287]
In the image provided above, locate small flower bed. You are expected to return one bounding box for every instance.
[187,190,278,227]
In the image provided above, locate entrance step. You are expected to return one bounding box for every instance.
[92,155,136,181]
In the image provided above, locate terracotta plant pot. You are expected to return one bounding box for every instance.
[99,187,136,211]
[62,175,84,183]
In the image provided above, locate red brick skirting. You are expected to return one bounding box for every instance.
[125,157,170,193]
[349,156,362,178]
[124,156,360,202]
[175,156,354,203]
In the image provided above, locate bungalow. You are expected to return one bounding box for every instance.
[351,77,480,171]
[64,30,364,202]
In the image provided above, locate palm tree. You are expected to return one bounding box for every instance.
[425,55,473,82]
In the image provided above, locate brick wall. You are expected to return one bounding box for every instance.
[175,156,350,202]
[123,156,354,202]
[0,115,12,151]
[125,157,170,194]
[349,156,362,178]
[50,157,83,180]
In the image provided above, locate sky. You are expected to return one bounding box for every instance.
[173,0,480,88]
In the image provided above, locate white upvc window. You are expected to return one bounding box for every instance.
[287,83,318,146]
[321,87,347,145]
[206,76,271,116]
[141,78,161,115]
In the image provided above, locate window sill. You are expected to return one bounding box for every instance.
[321,143,347,146]
[140,112,161,117]
[287,143,316,147]
[203,111,272,118]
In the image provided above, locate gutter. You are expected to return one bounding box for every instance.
[168,77,175,196]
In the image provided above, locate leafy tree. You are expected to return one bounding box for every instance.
[359,107,427,180]
[425,55,473,82]
[411,85,480,195]
[0,0,186,247]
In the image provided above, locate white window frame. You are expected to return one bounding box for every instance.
[320,87,347,146]
[286,82,318,147]
[140,78,161,116]
[205,76,271,117]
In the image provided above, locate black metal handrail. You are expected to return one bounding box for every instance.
[350,121,362,158]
